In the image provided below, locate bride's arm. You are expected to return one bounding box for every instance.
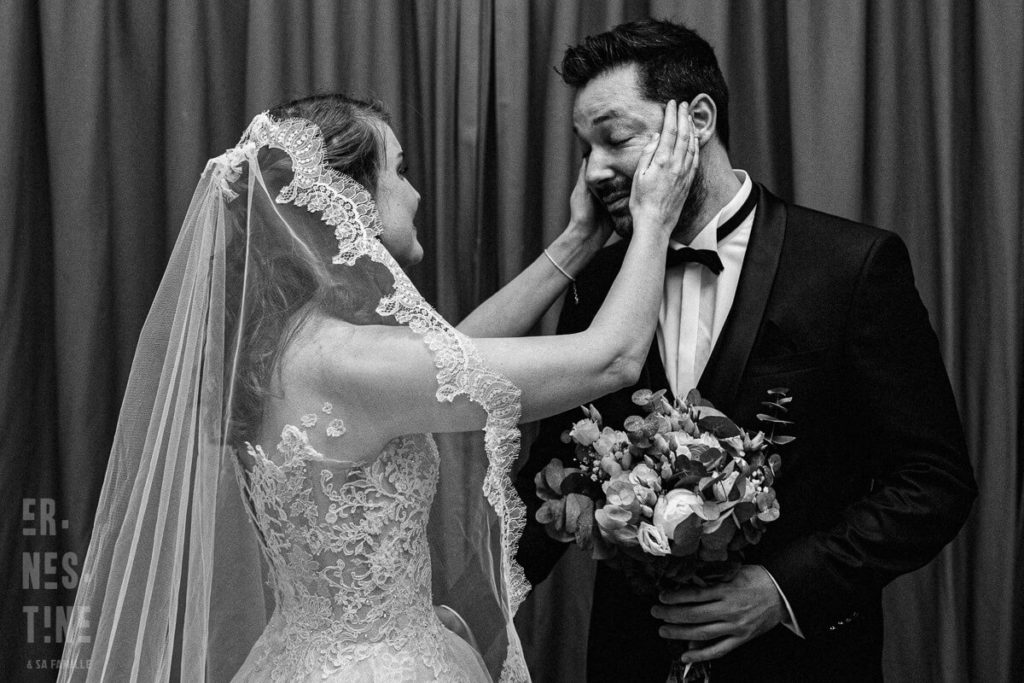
[455,163,611,338]
[309,104,696,446]
[311,223,667,439]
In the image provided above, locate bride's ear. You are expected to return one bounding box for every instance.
[686,94,717,148]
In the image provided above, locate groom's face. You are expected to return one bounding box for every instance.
[573,62,702,237]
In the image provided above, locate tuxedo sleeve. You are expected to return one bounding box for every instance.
[760,231,977,638]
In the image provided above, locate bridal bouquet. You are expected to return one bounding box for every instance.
[534,388,792,682]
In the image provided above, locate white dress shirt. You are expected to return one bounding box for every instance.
[657,170,753,396]
[656,170,804,637]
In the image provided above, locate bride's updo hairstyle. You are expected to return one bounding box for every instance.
[227,93,393,443]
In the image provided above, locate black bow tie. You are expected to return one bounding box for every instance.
[666,246,725,273]
[665,184,758,275]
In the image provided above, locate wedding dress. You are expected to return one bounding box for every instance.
[231,429,490,682]
[59,112,530,682]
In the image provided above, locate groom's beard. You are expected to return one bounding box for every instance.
[601,163,708,240]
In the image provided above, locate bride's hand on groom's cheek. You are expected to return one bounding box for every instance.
[649,565,786,664]
[628,99,698,234]
[568,159,614,245]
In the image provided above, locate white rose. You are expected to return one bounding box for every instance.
[651,488,703,539]
[637,522,671,556]
[698,432,722,449]
[667,432,699,451]
[569,420,601,446]
[628,463,662,493]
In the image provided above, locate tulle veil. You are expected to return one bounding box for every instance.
[58,112,530,681]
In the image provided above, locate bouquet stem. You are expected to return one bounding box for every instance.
[666,642,710,682]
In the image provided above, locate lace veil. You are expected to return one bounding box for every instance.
[59,113,529,681]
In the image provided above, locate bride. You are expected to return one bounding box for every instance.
[58,93,697,682]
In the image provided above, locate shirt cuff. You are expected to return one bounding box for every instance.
[758,565,805,639]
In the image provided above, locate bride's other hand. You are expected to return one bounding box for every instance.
[629,100,699,236]
[455,159,610,339]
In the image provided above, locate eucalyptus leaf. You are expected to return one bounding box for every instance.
[688,444,710,460]
[755,413,794,425]
[733,501,757,523]
[632,389,654,405]
[542,461,568,491]
[761,401,789,413]
[729,477,745,501]
[701,518,737,548]
[671,515,703,556]
[697,415,743,438]
[623,415,645,432]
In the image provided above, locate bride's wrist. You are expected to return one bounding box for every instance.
[558,219,608,256]
[545,225,600,279]
[627,222,672,251]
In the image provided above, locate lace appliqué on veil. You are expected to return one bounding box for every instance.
[203,141,258,201]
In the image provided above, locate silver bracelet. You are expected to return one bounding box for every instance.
[543,248,580,305]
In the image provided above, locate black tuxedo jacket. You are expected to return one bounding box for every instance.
[514,184,977,682]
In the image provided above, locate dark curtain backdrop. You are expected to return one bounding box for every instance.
[2,1,1020,681]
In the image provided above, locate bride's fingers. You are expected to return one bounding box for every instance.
[679,130,699,189]
[684,118,699,173]
[635,132,661,177]
[672,103,692,163]
[653,99,679,166]
[673,106,698,182]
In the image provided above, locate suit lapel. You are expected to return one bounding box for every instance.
[698,184,787,411]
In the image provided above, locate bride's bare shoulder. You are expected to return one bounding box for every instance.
[282,315,429,385]
[267,317,410,462]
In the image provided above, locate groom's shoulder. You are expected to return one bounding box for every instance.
[769,188,901,262]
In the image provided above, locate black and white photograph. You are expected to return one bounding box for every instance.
[1,1,1020,681]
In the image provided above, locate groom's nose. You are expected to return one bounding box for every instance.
[584,149,617,187]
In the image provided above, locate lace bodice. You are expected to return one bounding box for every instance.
[235,425,480,681]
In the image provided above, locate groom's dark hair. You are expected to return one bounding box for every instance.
[561,19,730,149]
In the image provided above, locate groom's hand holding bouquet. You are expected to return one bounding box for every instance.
[534,388,793,682]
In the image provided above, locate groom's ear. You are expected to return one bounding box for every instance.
[687,94,717,148]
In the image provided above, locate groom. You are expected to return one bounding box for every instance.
[515,19,977,682]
